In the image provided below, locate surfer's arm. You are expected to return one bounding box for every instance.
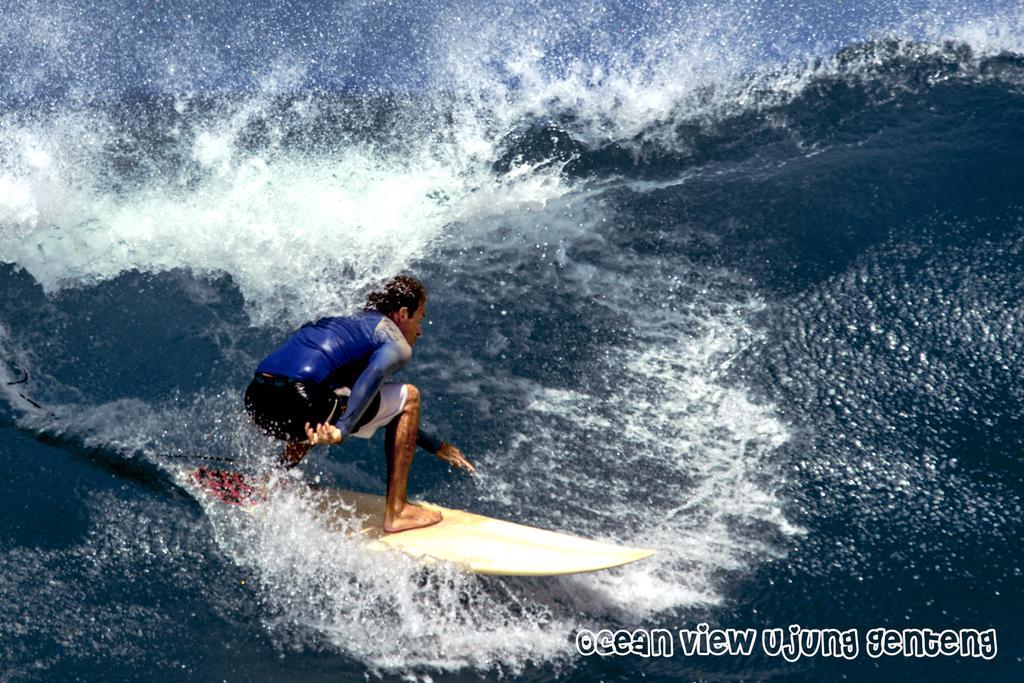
[335,340,411,439]
[414,425,473,471]
[417,427,444,453]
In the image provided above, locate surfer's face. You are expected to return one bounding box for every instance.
[395,297,427,347]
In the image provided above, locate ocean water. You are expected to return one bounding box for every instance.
[1,0,1022,680]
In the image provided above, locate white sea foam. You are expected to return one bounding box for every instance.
[192,470,575,673]
[2,2,1019,321]
[446,262,797,620]
[0,98,576,325]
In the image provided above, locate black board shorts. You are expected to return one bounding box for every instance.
[244,374,381,442]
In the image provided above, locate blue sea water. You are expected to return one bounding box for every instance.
[1,1,1023,681]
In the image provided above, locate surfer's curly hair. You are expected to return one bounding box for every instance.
[364,275,426,316]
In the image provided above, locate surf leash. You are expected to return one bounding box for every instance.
[3,365,239,464]
[4,366,49,412]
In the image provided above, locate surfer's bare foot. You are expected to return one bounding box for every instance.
[384,503,442,533]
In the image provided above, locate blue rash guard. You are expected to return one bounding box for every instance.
[255,312,443,451]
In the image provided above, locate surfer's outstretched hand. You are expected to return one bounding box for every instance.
[304,421,343,446]
[436,442,476,473]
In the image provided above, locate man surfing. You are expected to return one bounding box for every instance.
[243,275,474,532]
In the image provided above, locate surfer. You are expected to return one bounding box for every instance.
[244,275,474,532]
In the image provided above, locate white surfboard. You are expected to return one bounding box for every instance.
[187,467,655,576]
